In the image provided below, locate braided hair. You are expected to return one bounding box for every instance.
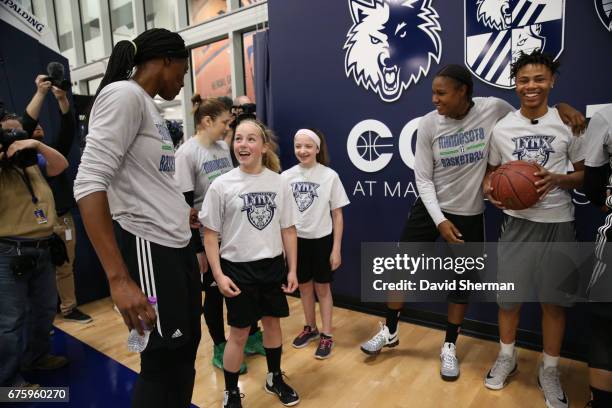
[94,28,188,98]
[510,49,560,80]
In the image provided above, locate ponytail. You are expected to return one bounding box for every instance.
[94,28,188,99]
[310,128,330,166]
[94,41,136,98]
[87,28,188,130]
[191,94,228,129]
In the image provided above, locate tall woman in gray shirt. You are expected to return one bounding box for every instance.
[74,29,201,408]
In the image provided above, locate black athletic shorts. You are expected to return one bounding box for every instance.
[589,303,612,371]
[221,256,289,328]
[297,234,333,284]
[201,269,218,293]
[399,198,484,304]
[114,222,202,350]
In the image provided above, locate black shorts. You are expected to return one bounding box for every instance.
[201,270,218,293]
[114,223,202,350]
[297,234,333,284]
[399,198,484,243]
[589,212,612,302]
[399,198,484,304]
[221,256,289,328]
[589,303,612,371]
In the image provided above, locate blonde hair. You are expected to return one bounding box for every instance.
[238,118,281,173]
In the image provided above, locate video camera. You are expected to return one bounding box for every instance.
[0,128,37,169]
[231,103,256,117]
[230,103,257,130]
[42,62,70,91]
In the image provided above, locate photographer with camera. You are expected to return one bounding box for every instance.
[22,74,94,324]
[0,115,69,387]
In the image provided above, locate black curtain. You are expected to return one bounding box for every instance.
[254,29,273,128]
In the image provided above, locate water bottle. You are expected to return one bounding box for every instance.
[127,296,157,353]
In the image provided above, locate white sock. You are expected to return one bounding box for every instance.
[542,352,559,369]
[500,341,515,357]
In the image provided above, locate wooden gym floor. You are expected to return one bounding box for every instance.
[54,297,590,407]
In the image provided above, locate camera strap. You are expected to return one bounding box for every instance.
[15,168,39,204]
[16,168,48,224]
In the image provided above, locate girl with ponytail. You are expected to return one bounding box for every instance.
[200,118,301,407]
[74,28,201,407]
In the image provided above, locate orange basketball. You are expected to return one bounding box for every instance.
[490,160,542,210]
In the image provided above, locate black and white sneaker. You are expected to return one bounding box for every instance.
[222,389,244,408]
[264,372,300,406]
[360,322,399,355]
[63,308,93,324]
[537,363,569,408]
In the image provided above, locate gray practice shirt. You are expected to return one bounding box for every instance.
[74,80,191,248]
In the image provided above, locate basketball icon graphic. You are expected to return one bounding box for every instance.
[356,130,393,162]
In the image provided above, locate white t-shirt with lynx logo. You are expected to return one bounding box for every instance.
[281,163,350,239]
[174,138,234,209]
[488,108,585,223]
[199,167,297,262]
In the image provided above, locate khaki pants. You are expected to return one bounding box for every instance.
[53,212,77,315]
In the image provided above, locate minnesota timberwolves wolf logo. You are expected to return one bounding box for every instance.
[465,0,565,89]
[512,135,555,166]
[343,0,442,103]
[240,192,277,230]
[291,182,320,212]
[595,0,612,32]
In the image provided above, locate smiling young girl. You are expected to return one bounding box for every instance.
[281,128,349,359]
[200,118,300,407]
[175,96,262,374]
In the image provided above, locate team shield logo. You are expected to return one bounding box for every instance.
[595,0,612,32]
[343,0,442,103]
[291,182,320,212]
[512,135,556,166]
[240,192,277,230]
[465,0,565,89]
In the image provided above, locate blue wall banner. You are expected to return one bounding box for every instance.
[267,0,612,354]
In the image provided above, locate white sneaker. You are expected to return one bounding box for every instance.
[440,342,459,381]
[360,322,399,355]
[538,363,569,408]
[484,350,518,390]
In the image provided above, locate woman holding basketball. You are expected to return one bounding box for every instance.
[200,118,300,407]
[482,50,584,408]
[360,64,585,383]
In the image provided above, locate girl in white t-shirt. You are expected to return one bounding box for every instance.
[175,96,263,375]
[200,118,300,407]
[281,129,349,359]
